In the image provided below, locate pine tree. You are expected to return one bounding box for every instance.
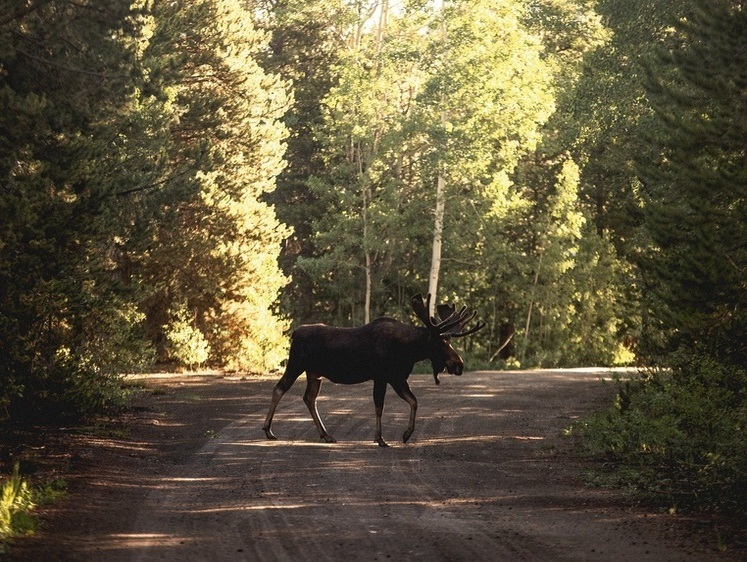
[640,0,747,364]
[0,0,155,421]
[254,0,348,322]
[131,0,292,371]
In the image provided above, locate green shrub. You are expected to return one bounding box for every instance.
[164,305,210,370]
[571,356,747,514]
[1,465,67,554]
[0,464,37,548]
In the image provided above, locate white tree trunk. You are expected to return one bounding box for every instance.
[428,173,446,316]
[522,251,543,362]
[428,1,448,317]
[360,142,371,325]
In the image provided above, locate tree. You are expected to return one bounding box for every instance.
[0,0,156,421]
[255,0,642,368]
[418,0,557,307]
[254,0,349,322]
[575,0,747,517]
[130,0,292,371]
[293,0,560,327]
[570,0,689,249]
[0,0,295,426]
[639,0,747,364]
[441,0,622,366]
[295,0,436,323]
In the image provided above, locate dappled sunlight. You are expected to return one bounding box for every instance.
[233,439,349,449]
[104,533,195,548]
[163,477,222,483]
[430,434,544,443]
[40,371,686,561]
[191,503,308,514]
[73,533,201,555]
[82,438,154,455]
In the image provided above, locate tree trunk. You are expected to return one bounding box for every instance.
[359,138,371,325]
[363,183,371,325]
[522,251,543,363]
[428,173,446,315]
[428,5,448,316]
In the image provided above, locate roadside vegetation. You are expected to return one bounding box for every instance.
[1,464,67,553]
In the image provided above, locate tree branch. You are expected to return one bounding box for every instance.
[15,47,130,80]
[114,169,194,198]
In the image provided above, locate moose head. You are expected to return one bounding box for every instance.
[411,293,486,384]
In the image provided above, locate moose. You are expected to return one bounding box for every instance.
[262,293,485,447]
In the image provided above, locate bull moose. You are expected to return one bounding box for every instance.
[262,293,485,447]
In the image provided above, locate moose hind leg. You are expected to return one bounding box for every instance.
[304,373,336,443]
[392,380,418,443]
[373,379,388,447]
[262,369,302,440]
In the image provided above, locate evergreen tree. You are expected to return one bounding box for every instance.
[0,0,295,424]
[639,0,747,364]
[254,0,348,322]
[576,0,747,517]
[0,0,154,421]
[130,0,292,371]
[556,0,688,255]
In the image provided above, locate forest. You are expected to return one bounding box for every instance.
[0,0,745,515]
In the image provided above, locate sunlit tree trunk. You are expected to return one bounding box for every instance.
[427,0,447,316]
[522,251,542,363]
[363,181,372,324]
[428,174,445,315]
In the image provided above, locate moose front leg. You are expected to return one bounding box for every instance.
[373,379,388,447]
[391,380,418,443]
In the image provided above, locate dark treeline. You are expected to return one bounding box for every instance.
[1,0,745,517]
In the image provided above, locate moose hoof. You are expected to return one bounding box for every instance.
[321,435,337,444]
[375,437,389,447]
[403,429,414,443]
[263,428,277,440]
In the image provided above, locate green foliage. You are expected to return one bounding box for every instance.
[130,0,291,371]
[275,0,634,373]
[637,0,747,364]
[1,464,67,552]
[0,0,292,424]
[164,305,210,370]
[573,359,747,514]
[259,0,637,371]
[1,464,37,546]
[569,0,747,518]
[0,0,156,424]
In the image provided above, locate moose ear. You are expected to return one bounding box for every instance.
[411,293,432,326]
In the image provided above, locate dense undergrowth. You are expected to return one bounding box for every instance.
[571,356,747,517]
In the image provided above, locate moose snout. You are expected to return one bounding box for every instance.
[446,357,464,376]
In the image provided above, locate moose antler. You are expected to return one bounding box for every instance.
[445,318,486,338]
[411,293,432,326]
[411,293,486,337]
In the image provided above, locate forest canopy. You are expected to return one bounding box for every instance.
[1,0,745,515]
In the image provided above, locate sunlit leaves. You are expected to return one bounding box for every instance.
[131,0,292,371]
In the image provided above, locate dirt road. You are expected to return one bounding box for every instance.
[6,370,735,561]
